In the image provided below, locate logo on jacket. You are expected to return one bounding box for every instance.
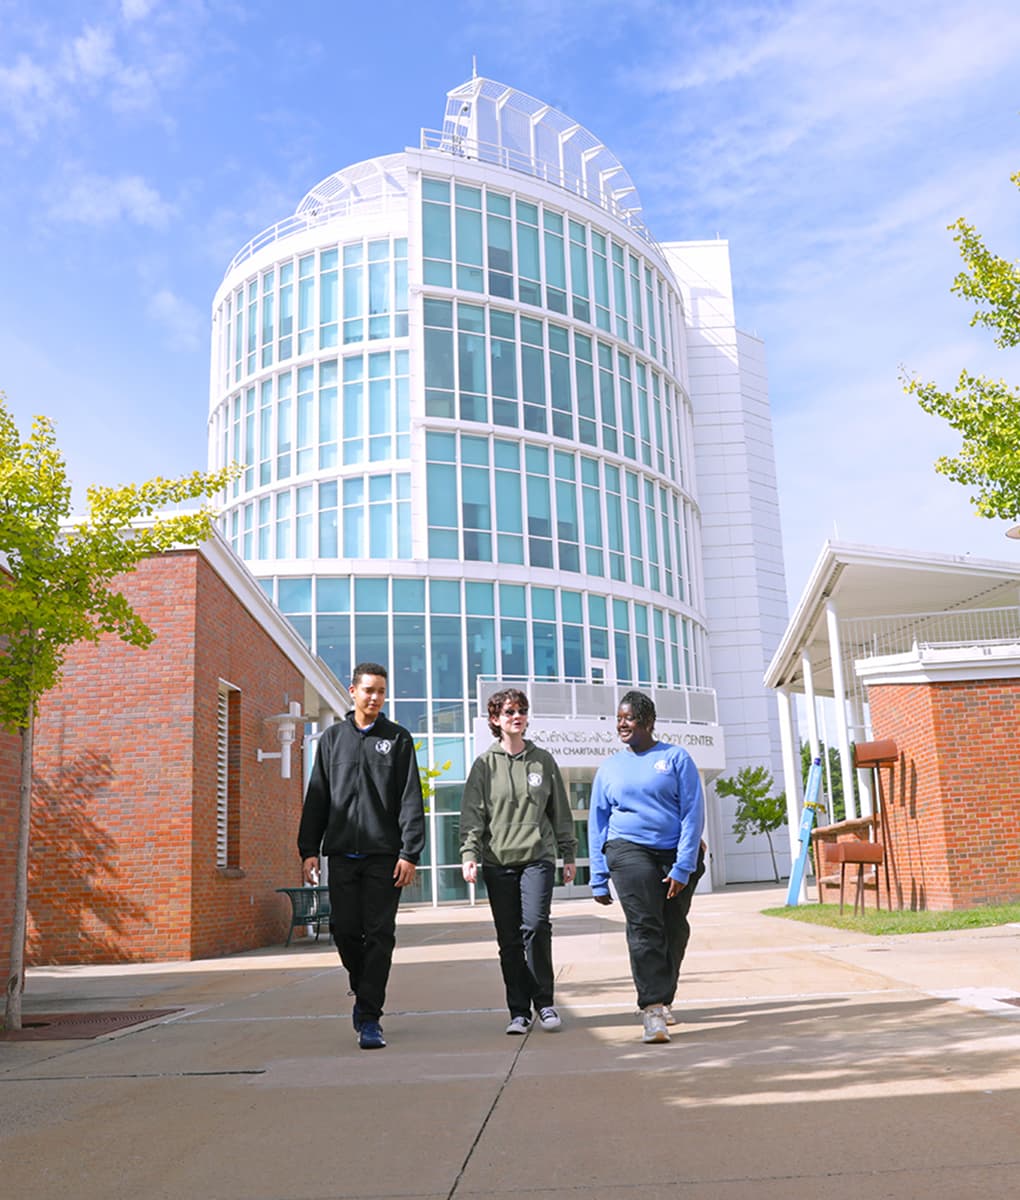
[376,739,392,755]
[654,760,670,773]
[527,772,542,788]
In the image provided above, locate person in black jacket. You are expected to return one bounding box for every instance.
[298,662,425,1050]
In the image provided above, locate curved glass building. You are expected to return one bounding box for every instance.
[209,77,789,899]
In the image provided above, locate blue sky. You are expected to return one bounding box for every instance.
[3,0,1020,598]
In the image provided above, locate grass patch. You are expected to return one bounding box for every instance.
[762,902,1020,935]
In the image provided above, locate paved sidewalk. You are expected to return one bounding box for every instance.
[3,883,1020,1199]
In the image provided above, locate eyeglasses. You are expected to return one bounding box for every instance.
[500,707,528,717]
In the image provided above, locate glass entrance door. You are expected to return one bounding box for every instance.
[553,777,592,898]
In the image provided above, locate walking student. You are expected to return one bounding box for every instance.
[588,690,706,1044]
[298,662,425,1050]
[460,688,577,1035]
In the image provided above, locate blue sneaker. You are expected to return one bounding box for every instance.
[352,1003,363,1033]
[358,1019,386,1050]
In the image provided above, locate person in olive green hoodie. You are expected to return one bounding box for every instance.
[461,688,577,1035]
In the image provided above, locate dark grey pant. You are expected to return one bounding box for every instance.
[327,854,402,1022]
[482,859,556,1019]
[604,839,706,1009]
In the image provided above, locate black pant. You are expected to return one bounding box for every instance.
[482,860,556,1019]
[604,840,706,1009]
[327,854,402,1021]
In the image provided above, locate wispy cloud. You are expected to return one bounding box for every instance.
[0,51,72,137]
[0,8,200,140]
[121,0,156,21]
[48,171,176,228]
[147,288,205,351]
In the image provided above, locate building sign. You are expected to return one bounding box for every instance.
[473,717,726,773]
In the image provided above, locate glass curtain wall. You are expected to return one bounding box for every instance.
[211,153,708,903]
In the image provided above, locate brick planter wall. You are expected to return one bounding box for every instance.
[868,678,1020,910]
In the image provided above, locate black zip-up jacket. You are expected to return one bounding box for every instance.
[297,712,425,863]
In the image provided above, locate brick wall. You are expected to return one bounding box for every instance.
[27,550,308,964]
[188,551,306,959]
[868,678,1020,910]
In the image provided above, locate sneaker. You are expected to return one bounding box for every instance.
[642,1005,670,1044]
[505,1015,532,1035]
[358,1019,386,1049]
[352,1002,363,1033]
[663,1004,676,1026]
[537,1006,562,1031]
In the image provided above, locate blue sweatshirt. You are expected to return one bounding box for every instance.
[588,742,705,895]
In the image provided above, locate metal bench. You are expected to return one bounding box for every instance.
[276,885,332,946]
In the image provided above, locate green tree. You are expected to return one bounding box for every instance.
[0,395,235,1030]
[904,171,1020,519]
[715,765,787,883]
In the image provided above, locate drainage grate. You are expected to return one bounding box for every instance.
[1,1009,184,1041]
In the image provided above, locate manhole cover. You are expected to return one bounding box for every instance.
[1,1009,183,1041]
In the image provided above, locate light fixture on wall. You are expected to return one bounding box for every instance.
[257,699,307,779]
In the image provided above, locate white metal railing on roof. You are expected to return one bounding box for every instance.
[475,678,718,725]
[842,605,1020,661]
[841,604,1020,719]
[221,188,407,280]
[419,129,662,251]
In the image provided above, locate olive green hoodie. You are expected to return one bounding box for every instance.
[460,740,577,868]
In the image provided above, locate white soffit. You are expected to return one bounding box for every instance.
[765,540,1020,695]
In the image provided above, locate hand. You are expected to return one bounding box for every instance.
[562,862,576,885]
[302,856,320,884]
[393,859,417,888]
[462,861,478,884]
[664,875,687,900]
[592,892,613,906]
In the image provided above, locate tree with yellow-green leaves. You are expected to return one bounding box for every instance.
[0,393,236,1030]
[904,171,1020,519]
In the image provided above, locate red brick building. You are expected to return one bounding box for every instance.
[766,542,1020,911]
[858,653,1020,910]
[0,533,348,973]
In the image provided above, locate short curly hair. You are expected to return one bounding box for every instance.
[618,689,656,729]
[487,687,530,739]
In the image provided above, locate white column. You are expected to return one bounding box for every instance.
[825,600,858,820]
[697,769,716,894]
[776,687,803,896]
[801,651,820,759]
[849,692,874,818]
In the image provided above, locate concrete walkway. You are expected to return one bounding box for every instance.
[3,883,1020,1199]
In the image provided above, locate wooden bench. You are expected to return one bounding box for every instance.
[276,886,332,947]
[822,839,885,915]
[811,817,882,909]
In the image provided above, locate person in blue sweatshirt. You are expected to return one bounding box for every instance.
[588,690,705,1044]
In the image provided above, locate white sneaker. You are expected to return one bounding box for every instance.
[642,1005,670,1043]
[663,1004,677,1026]
[537,1006,562,1031]
[505,1015,532,1035]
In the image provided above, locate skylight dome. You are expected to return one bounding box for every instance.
[296,154,408,216]
[433,76,644,224]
